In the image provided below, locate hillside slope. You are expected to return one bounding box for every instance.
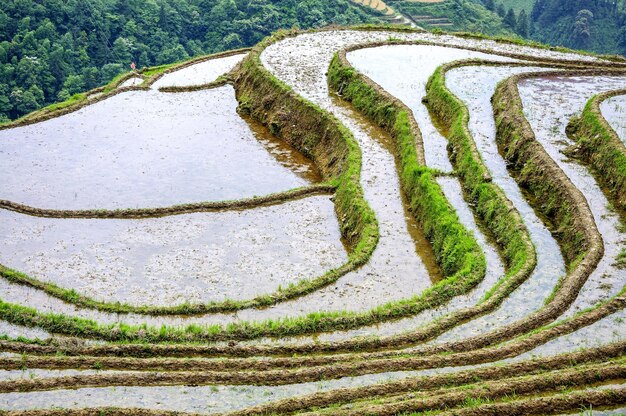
[0,0,377,122]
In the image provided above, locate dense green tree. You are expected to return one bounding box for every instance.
[516,9,529,37]
[82,67,101,90]
[0,84,13,114]
[572,9,593,47]
[100,63,125,81]
[530,0,625,55]
[62,74,85,96]
[504,7,517,28]
[12,85,43,114]
[496,3,506,17]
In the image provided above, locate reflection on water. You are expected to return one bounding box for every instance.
[151,53,247,89]
[519,75,626,319]
[601,94,626,146]
[0,85,317,210]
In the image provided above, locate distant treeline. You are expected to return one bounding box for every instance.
[480,0,626,55]
[529,0,626,55]
[0,0,375,121]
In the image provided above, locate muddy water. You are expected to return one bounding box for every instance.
[519,75,626,318]
[511,307,626,361]
[117,76,143,88]
[226,177,503,347]
[0,196,345,307]
[151,53,247,89]
[0,363,489,413]
[0,321,50,340]
[601,94,626,145]
[0,85,317,210]
[424,65,567,344]
[347,44,515,172]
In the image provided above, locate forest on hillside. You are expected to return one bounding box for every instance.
[530,0,626,56]
[0,0,376,122]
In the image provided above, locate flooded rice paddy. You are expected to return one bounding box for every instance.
[0,86,317,210]
[0,305,622,414]
[150,53,247,89]
[601,94,626,145]
[346,44,514,172]
[0,197,345,307]
[0,31,619,333]
[518,75,626,318]
[430,64,567,343]
[345,48,567,344]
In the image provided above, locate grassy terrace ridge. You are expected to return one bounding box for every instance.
[493,67,626,262]
[1,287,624,371]
[0,288,622,394]
[2,351,626,405]
[567,88,626,213]
[0,184,335,220]
[423,59,625,347]
[300,362,626,415]
[0,186,340,316]
[2,27,566,344]
[327,40,490,337]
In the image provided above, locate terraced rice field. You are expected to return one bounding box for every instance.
[351,0,395,16]
[0,27,625,414]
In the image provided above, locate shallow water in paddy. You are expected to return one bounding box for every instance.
[151,53,247,89]
[0,196,346,307]
[511,307,626,361]
[424,65,567,344]
[228,176,504,347]
[347,44,515,172]
[0,305,623,412]
[519,75,626,319]
[0,362,487,413]
[601,94,626,146]
[1,309,623,415]
[345,49,566,345]
[0,299,623,413]
[0,321,50,340]
[117,76,143,88]
[0,85,317,210]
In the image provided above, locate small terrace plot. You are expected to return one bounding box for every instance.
[602,94,626,145]
[0,86,316,210]
[151,53,247,89]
